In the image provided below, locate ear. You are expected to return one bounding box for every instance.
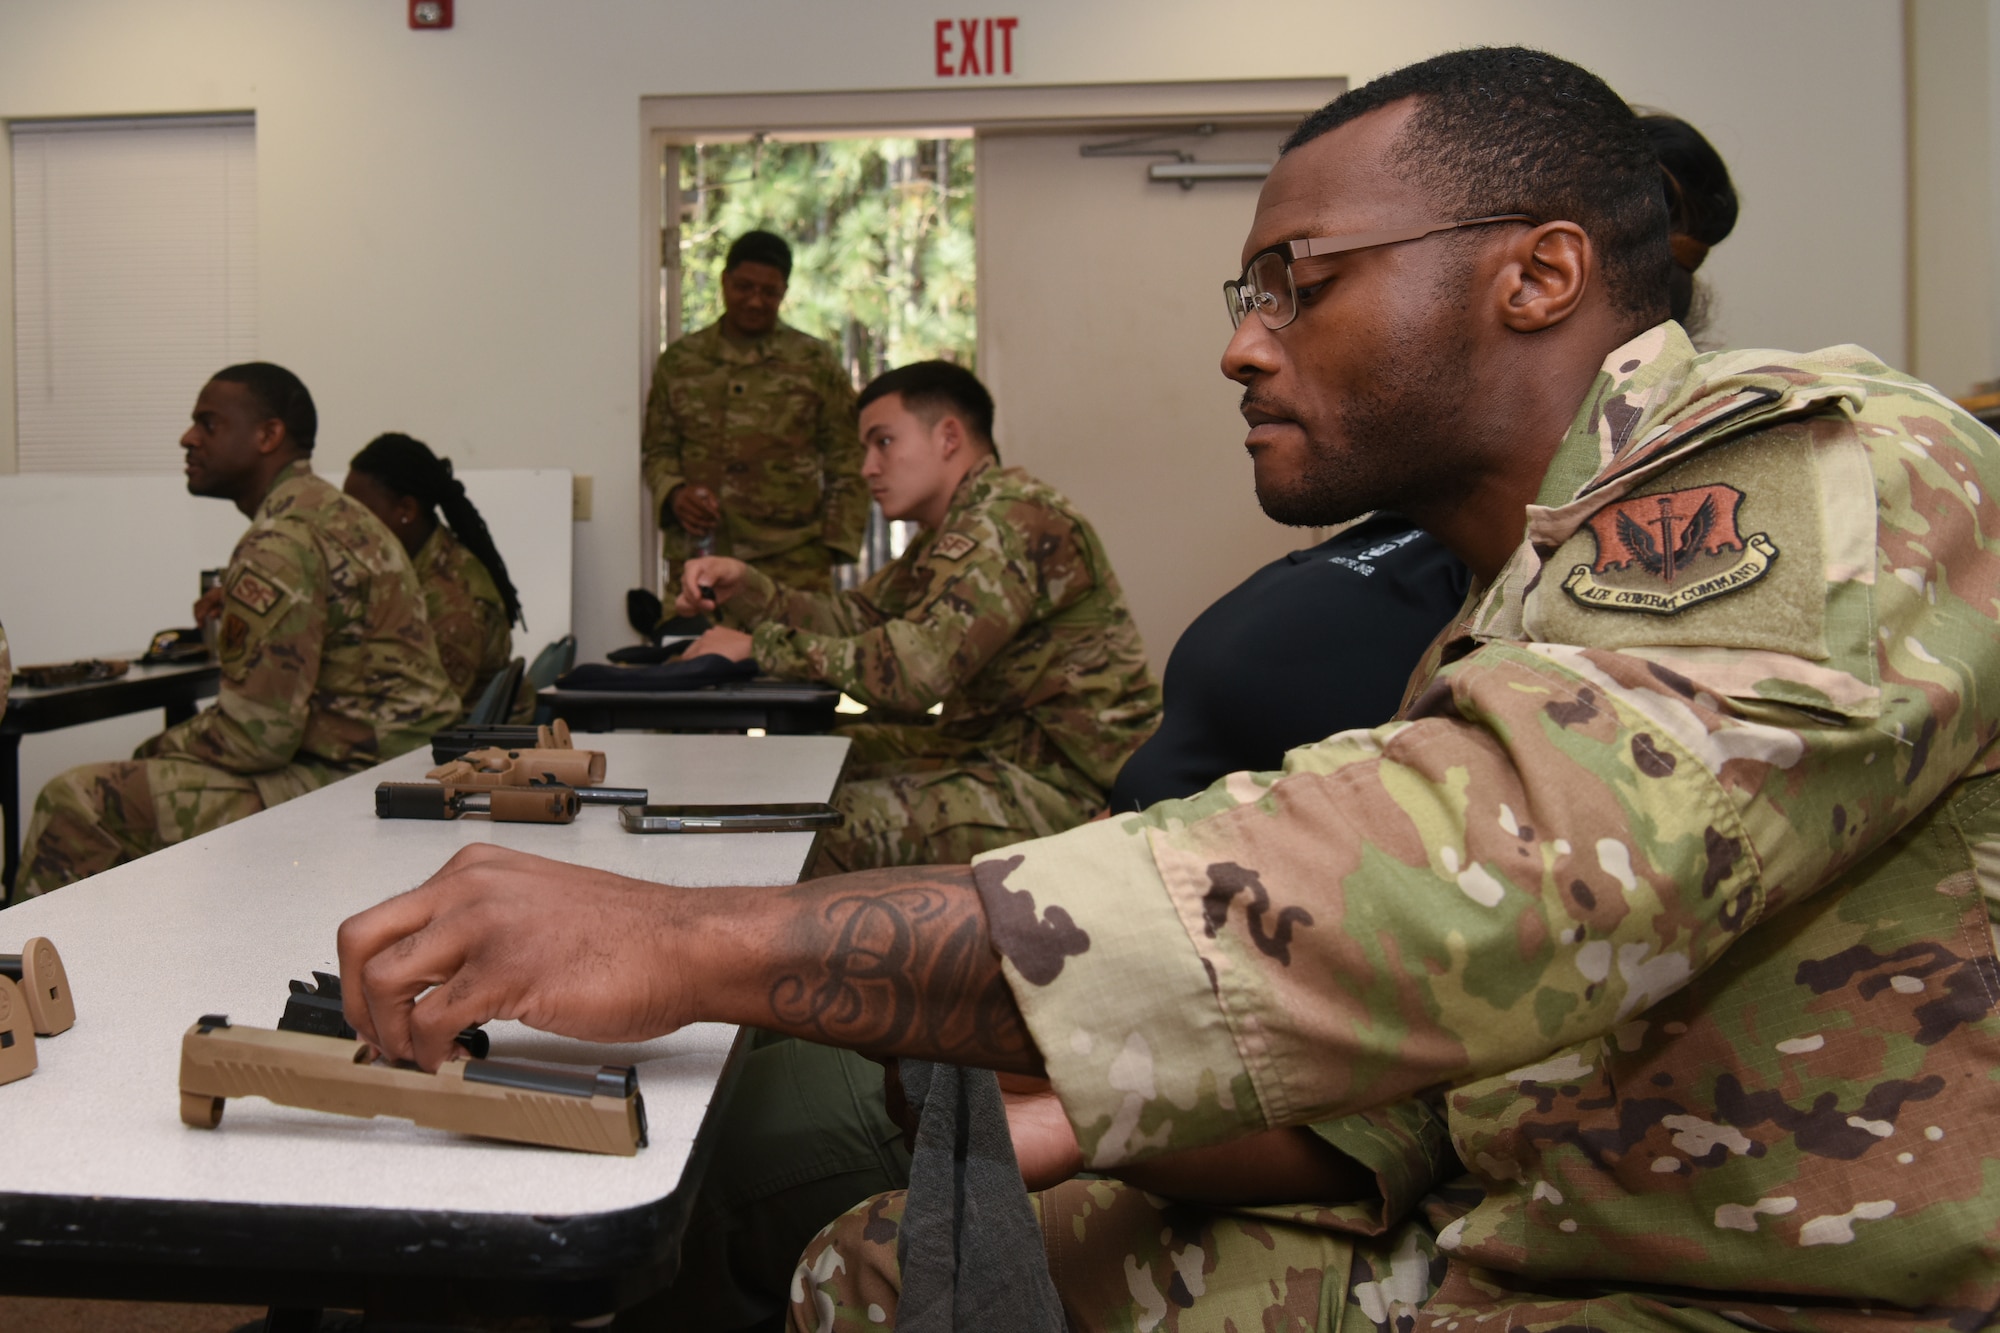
[253,416,289,457]
[394,494,424,529]
[935,413,966,459]
[1491,221,1592,333]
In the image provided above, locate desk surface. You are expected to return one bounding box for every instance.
[0,732,848,1312]
[2,657,219,735]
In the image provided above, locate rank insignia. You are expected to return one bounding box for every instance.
[1562,484,1778,615]
[228,569,284,617]
[932,533,978,560]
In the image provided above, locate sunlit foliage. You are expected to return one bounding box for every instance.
[677,137,977,383]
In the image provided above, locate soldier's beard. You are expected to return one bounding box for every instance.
[1252,324,1479,529]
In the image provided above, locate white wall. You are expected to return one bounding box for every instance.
[0,0,1911,662]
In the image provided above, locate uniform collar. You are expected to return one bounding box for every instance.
[944,454,998,517]
[254,457,316,521]
[703,320,795,366]
[413,523,448,567]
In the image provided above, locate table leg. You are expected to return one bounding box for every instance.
[1,732,20,904]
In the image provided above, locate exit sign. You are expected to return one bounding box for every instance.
[935,17,1018,77]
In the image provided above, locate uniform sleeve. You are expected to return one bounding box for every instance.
[971,414,1999,1169]
[423,587,483,707]
[815,352,867,562]
[723,563,887,639]
[748,523,1041,713]
[1299,1096,1458,1236]
[145,529,324,772]
[641,351,688,529]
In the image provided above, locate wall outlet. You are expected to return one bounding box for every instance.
[572,475,593,522]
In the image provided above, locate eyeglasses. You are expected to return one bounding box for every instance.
[1223,215,1536,330]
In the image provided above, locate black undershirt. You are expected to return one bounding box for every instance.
[1110,513,1471,812]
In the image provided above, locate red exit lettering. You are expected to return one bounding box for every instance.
[935,17,1018,77]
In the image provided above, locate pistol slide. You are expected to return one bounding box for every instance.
[179,1017,647,1156]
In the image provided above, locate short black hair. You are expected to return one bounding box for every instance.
[1281,47,1670,324]
[211,362,317,453]
[858,361,995,452]
[725,229,793,279]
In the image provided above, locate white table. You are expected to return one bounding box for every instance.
[0,732,850,1322]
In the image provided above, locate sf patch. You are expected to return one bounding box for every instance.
[228,568,285,617]
[1562,483,1778,616]
[932,532,978,561]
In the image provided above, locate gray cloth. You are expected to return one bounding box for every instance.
[894,1060,1066,1333]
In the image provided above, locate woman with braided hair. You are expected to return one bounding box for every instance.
[1637,111,1740,346]
[344,433,527,720]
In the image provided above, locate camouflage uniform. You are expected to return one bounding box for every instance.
[643,321,867,594]
[410,524,526,720]
[721,456,1161,872]
[18,461,455,893]
[794,325,2000,1329]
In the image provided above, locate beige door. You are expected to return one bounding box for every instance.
[977,124,1315,673]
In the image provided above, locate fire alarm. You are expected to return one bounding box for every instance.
[409,0,453,29]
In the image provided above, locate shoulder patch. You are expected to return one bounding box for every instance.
[228,568,287,617]
[932,532,979,561]
[219,613,250,661]
[1562,484,1778,615]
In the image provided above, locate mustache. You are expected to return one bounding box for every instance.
[1239,388,1296,424]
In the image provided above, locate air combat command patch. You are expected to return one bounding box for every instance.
[932,532,978,560]
[1562,483,1778,615]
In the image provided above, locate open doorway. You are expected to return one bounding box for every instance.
[640,82,1341,666]
[661,133,976,588]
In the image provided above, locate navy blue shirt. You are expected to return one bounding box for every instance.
[1110,513,1470,811]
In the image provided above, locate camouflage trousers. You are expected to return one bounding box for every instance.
[789,1179,1449,1333]
[17,758,270,895]
[808,723,1105,876]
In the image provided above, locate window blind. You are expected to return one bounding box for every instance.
[12,115,257,473]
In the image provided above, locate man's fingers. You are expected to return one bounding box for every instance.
[355,920,473,1065]
[407,971,503,1071]
[336,886,449,1043]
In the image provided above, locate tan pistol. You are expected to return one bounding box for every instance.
[375,781,584,823]
[178,1016,648,1156]
[428,745,609,790]
[0,976,36,1087]
[0,936,76,1035]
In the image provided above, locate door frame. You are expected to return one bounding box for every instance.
[633,79,1343,586]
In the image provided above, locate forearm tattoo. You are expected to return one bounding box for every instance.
[766,870,1041,1072]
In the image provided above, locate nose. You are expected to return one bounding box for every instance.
[1221,313,1281,387]
[179,423,200,450]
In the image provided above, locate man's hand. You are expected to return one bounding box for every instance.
[193,586,226,627]
[668,483,721,536]
[337,851,1044,1076]
[1000,1074,1085,1191]
[675,556,747,616]
[337,844,694,1070]
[685,626,754,663]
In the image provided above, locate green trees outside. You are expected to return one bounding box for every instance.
[676,137,977,383]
